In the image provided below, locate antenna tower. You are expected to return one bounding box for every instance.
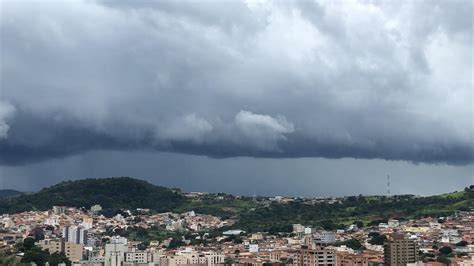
[387,174,391,197]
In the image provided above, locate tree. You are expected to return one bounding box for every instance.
[227,235,243,244]
[437,255,450,264]
[268,224,292,235]
[337,239,365,251]
[439,246,453,255]
[368,219,387,226]
[353,220,364,228]
[134,227,149,239]
[29,227,45,242]
[456,240,468,247]
[368,232,380,238]
[0,252,20,266]
[368,233,386,245]
[137,241,149,251]
[22,237,36,251]
[168,238,184,249]
[21,246,49,265]
[48,252,71,266]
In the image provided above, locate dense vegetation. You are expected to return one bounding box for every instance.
[0,189,23,198]
[0,252,21,265]
[0,177,185,213]
[176,194,258,218]
[0,177,258,217]
[233,189,474,232]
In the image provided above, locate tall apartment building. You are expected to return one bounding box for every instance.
[39,239,83,262]
[104,236,128,266]
[62,226,88,245]
[298,245,336,266]
[384,233,419,265]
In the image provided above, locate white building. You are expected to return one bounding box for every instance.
[53,206,67,215]
[442,229,461,244]
[158,251,225,266]
[293,224,305,234]
[45,218,59,226]
[223,229,245,236]
[429,222,441,229]
[2,217,14,228]
[63,226,88,245]
[314,231,336,244]
[90,205,102,213]
[104,236,128,266]
[388,219,400,227]
[249,244,259,253]
[203,252,225,265]
[378,223,389,230]
[125,251,148,263]
[81,217,93,230]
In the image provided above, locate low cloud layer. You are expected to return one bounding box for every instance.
[0,0,472,165]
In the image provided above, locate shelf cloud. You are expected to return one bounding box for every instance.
[0,0,472,165]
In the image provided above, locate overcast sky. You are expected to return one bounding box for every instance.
[0,0,472,196]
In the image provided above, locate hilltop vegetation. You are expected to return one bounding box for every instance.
[0,177,472,234]
[0,177,185,213]
[0,189,23,198]
[176,194,258,218]
[234,189,474,232]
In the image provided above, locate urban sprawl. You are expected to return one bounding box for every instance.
[1,193,473,266]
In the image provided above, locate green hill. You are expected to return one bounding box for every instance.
[234,189,474,232]
[0,177,185,213]
[0,189,23,198]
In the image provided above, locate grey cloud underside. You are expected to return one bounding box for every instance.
[1,111,472,166]
[0,0,473,165]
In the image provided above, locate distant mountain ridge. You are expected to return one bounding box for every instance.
[0,189,23,198]
[0,177,185,214]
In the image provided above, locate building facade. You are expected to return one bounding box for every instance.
[62,226,88,245]
[298,245,336,266]
[384,234,419,265]
[39,239,83,262]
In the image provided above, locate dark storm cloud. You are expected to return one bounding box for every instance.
[0,0,472,165]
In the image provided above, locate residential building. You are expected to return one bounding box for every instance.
[53,206,66,215]
[125,251,148,263]
[298,245,336,266]
[90,205,102,213]
[104,236,128,266]
[39,239,83,262]
[384,233,419,265]
[314,231,336,245]
[62,226,88,245]
[337,252,370,266]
